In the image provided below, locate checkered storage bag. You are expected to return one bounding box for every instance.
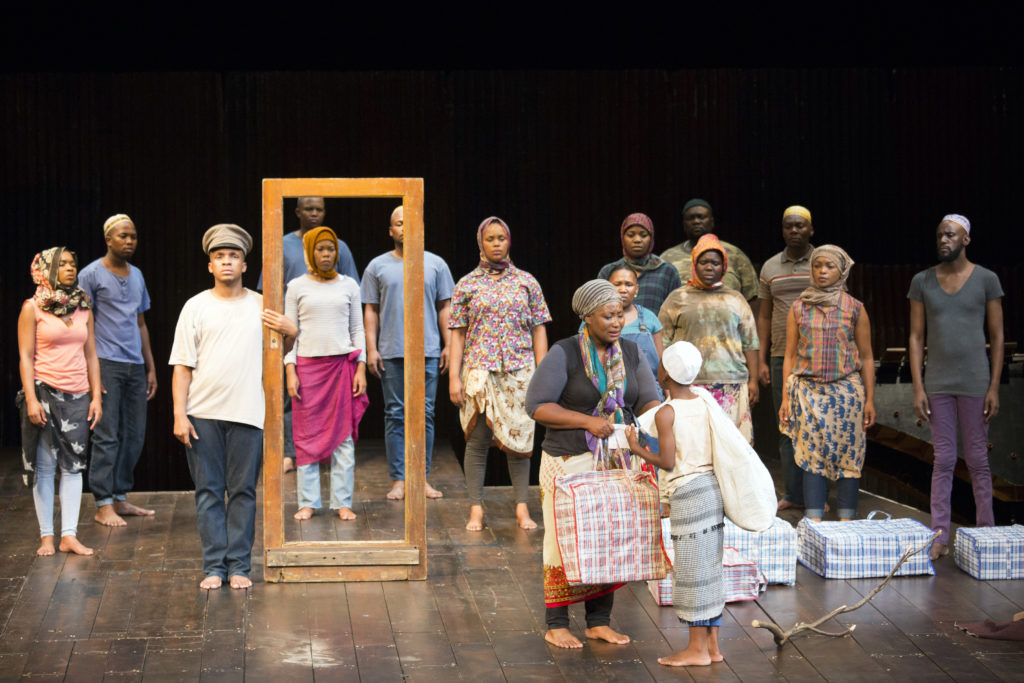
[724,547,767,602]
[797,511,936,579]
[724,517,798,585]
[648,517,674,604]
[554,468,670,584]
[954,525,1024,580]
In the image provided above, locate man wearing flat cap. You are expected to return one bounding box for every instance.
[908,214,1004,561]
[170,224,296,590]
[661,199,759,310]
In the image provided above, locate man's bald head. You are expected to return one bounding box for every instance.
[295,196,326,233]
[389,205,404,246]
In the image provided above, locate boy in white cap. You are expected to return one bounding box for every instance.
[625,341,729,667]
[169,224,296,590]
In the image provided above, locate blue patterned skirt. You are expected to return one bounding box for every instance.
[782,373,865,480]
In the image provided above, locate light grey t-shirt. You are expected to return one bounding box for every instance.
[907,265,1003,396]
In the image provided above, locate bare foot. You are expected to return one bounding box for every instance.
[386,481,405,501]
[200,575,223,590]
[94,505,127,527]
[708,628,724,662]
[283,457,295,474]
[36,536,55,556]
[658,646,712,667]
[338,507,357,521]
[229,574,253,589]
[114,501,155,516]
[516,502,537,530]
[545,628,583,648]
[293,506,314,520]
[425,482,444,499]
[777,499,803,511]
[585,625,630,644]
[466,505,484,531]
[58,535,94,556]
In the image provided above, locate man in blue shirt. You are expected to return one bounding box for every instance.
[362,205,453,500]
[79,214,158,527]
[258,196,359,473]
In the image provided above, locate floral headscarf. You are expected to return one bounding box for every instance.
[31,247,91,318]
[799,244,854,307]
[687,233,728,290]
[476,216,511,275]
[302,226,339,280]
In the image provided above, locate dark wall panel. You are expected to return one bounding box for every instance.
[2,69,1020,491]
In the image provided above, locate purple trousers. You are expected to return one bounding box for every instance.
[929,394,994,544]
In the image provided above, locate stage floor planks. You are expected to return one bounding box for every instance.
[0,442,1022,682]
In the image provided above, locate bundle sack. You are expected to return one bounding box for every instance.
[797,511,935,579]
[724,517,798,585]
[554,468,669,584]
[954,525,1024,580]
[636,389,775,532]
[723,547,768,602]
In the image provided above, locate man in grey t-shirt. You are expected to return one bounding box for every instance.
[908,214,1004,561]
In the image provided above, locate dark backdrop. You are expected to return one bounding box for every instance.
[2,69,1020,490]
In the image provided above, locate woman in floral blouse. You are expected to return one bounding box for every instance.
[449,216,551,531]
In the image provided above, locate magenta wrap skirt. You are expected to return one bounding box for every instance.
[292,351,369,466]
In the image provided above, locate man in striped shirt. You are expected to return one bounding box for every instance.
[757,205,815,511]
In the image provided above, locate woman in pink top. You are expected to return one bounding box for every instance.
[17,247,103,557]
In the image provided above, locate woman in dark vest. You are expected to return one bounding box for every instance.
[526,279,662,649]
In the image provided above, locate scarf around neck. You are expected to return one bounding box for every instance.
[620,212,663,273]
[578,326,630,469]
[476,216,512,275]
[799,244,853,307]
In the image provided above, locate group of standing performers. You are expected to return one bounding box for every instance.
[16,196,1004,663]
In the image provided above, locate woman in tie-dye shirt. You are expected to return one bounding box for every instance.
[448,217,551,533]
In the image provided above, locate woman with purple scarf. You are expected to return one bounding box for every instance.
[449,217,551,532]
[526,279,662,649]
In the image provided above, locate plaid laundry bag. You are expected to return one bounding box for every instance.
[797,511,936,579]
[554,468,670,584]
[724,517,798,585]
[954,525,1024,580]
[724,547,767,602]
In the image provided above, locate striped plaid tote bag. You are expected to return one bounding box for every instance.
[553,465,670,584]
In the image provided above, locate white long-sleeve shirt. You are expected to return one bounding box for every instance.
[284,275,366,365]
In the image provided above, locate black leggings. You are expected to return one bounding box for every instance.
[545,591,614,629]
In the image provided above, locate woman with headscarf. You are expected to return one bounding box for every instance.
[17,247,103,556]
[285,226,369,522]
[779,245,875,521]
[449,217,551,532]
[598,213,681,312]
[657,234,760,442]
[525,279,662,649]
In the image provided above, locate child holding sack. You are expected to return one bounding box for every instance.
[625,341,734,668]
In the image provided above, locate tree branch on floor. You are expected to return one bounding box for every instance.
[751,530,941,646]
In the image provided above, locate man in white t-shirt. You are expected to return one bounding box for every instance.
[169,224,295,590]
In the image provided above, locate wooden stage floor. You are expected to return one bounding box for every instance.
[0,441,1022,682]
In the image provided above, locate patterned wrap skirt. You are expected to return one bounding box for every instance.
[782,372,866,480]
[694,381,752,444]
[540,451,629,607]
[670,473,725,624]
[17,381,91,487]
[459,365,536,458]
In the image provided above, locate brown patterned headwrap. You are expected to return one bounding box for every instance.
[31,247,92,318]
[799,244,854,307]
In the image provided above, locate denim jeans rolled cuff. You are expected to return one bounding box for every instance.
[545,592,614,629]
[90,359,148,508]
[296,437,355,510]
[381,357,439,481]
[185,417,263,579]
[685,615,723,627]
[803,470,860,520]
[770,356,803,505]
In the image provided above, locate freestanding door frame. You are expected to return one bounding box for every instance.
[260,177,426,582]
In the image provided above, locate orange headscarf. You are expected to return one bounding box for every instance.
[303,226,339,280]
[688,233,728,290]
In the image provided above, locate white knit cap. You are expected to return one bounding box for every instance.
[942,213,971,234]
[662,341,703,385]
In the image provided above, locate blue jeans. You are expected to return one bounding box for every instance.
[381,357,438,481]
[771,356,803,505]
[297,437,355,509]
[804,472,859,520]
[89,359,147,507]
[185,417,263,579]
[33,431,83,538]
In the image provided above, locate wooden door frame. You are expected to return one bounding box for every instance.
[261,178,426,582]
